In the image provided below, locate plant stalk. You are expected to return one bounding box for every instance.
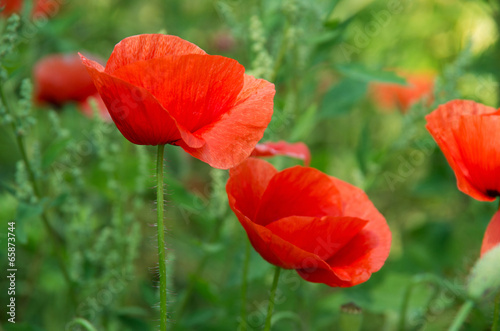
[263,266,281,331]
[449,300,474,331]
[156,144,168,331]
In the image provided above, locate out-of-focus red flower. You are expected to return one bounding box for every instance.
[371,72,434,112]
[34,53,99,106]
[427,100,500,258]
[226,158,391,287]
[0,0,61,18]
[78,94,112,122]
[426,100,500,202]
[251,141,311,166]
[81,34,275,169]
[211,30,236,53]
[481,208,500,257]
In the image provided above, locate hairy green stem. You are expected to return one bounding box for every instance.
[493,292,500,331]
[449,300,474,331]
[156,144,168,331]
[239,239,251,330]
[263,266,281,331]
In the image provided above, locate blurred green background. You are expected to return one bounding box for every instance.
[1,0,500,330]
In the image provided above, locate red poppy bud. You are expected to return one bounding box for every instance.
[80,34,275,169]
[226,158,391,287]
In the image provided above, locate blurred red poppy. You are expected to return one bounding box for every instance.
[78,94,112,122]
[426,100,500,202]
[34,53,99,106]
[81,34,275,169]
[0,0,60,18]
[481,208,500,257]
[371,71,434,113]
[250,141,311,166]
[226,158,391,287]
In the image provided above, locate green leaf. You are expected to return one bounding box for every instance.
[336,64,407,84]
[319,79,368,117]
[467,244,500,300]
[15,200,45,244]
[290,104,317,141]
[42,138,70,169]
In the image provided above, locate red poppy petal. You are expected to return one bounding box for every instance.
[226,158,278,221]
[426,100,498,201]
[453,115,500,197]
[105,34,206,74]
[297,227,381,287]
[178,75,275,169]
[251,141,311,166]
[255,166,342,226]
[81,55,181,145]
[481,208,500,257]
[232,210,335,273]
[266,216,368,261]
[325,176,392,286]
[111,54,245,138]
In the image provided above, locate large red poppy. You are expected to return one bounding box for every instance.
[426,100,500,202]
[34,53,99,106]
[250,141,311,166]
[371,71,434,113]
[81,34,275,169]
[226,158,391,287]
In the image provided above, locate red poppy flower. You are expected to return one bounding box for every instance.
[34,53,99,106]
[0,0,60,18]
[426,100,500,201]
[226,158,391,287]
[78,94,112,122]
[80,34,275,169]
[371,71,434,112]
[250,141,311,166]
[481,208,500,257]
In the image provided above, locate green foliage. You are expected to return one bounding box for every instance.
[1,0,500,330]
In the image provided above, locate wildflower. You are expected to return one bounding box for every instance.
[81,34,275,169]
[226,158,391,287]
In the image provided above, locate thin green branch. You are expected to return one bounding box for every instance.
[263,266,281,331]
[239,239,251,330]
[449,300,474,331]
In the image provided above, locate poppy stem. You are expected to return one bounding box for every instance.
[156,144,168,330]
[449,300,474,331]
[239,239,251,330]
[493,292,500,331]
[263,266,281,331]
